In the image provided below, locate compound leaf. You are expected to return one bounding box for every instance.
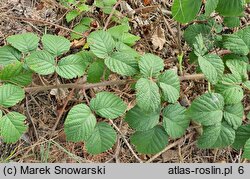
[0,62,32,86]
[136,78,161,113]
[6,33,39,53]
[243,138,250,159]
[139,54,164,78]
[198,54,224,84]
[216,0,244,17]
[233,124,250,150]
[205,0,219,16]
[87,60,108,83]
[86,122,116,154]
[125,105,160,131]
[56,54,88,79]
[187,93,224,126]
[25,50,55,75]
[226,59,248,81]
[0,112,27,143]
[90,92,127,119]
[171,0,202,23]
[236,26,250,50]
[0,84,25,108]
[42,34,70,56]
[223,103,244,130]
[104,52,138,76]
[158,70,180,103]
[87,30,115,58]
[163,103,189,139]
[198,122,235,148]
[215,73,243,105]
[0,46,21,66]
[64,104,96,142]
[222,34,249,56]
[131,125,168,154]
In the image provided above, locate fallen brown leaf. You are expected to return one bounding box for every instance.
[151,25,166,50]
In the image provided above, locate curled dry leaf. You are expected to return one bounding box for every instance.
[151,25,166,50]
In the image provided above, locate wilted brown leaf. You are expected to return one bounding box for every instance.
[151,25,166,50]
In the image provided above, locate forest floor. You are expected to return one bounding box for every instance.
[0,0,249,163]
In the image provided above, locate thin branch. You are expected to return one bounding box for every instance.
[24,74,205,93]
[6,15,83,36]
[109,120,143,163]
[103,0,122,30]
[146,132,195,163]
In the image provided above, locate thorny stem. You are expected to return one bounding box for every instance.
[177,52,184,76]
[24,74,205,93]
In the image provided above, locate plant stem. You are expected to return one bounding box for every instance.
[177,52,184,76]
[208,82,211,92]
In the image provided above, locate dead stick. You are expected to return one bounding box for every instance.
[146,132,195,163]
[109,120,144,163]
[6,15,83,36]
[103,0,122,30]
[24,74,204,93]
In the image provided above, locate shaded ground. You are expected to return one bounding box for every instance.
[0,0,249,163]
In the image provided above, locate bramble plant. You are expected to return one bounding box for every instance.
[0,0,250,159]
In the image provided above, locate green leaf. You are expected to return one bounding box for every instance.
[71,24,89,40]
[223,103,243,130]
[0,46,21,66]
[171,0,202,23]
[205,0,219,16]
[184,24,211,47]
[108,25,130,40]
[215,73,243,105]
[198,122,235,149]
[187,93,224,126]
[115,42,140,58]
[120,33,140,46]
[226,59,248,81]
[198,54,224,84]
[139,54,164,78]
[56,54,88,79]
[87,30,115,58]
[0,84,25,108]
[163,103,189,139]
[104,52,138,76]
[42,34,70,56]
[25,51,55,75]
[136,78,161,113]
[0,112,27,143]
[243,81,250,91]
[193,34,208,56]
[236,26,250,50]
[158,70,180,103]
[216,0,244,17]
[90,92,127,119]
[233,124,250,150]
[222,35,249,56]
[224,17,240,28]
[125,105,159,131]
[0,62,32,86]
[6,33,39,53]
[87,60,108,83]
[64,104,96,142]
[66,10,79,22]
[131,125,168,154]
[243,138,250,159]
[85,122,116,154]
